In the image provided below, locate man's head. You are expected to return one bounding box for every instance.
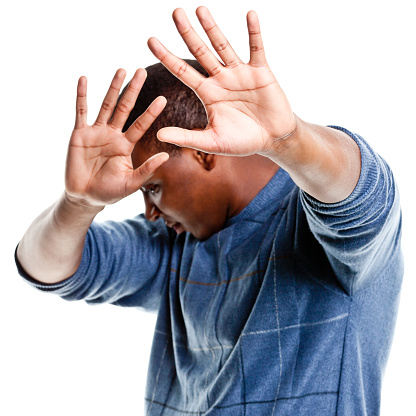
[120,60,231,240]
[122,60,208,155]
[122,60,278,241]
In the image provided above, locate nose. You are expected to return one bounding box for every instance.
[144,199,162,222]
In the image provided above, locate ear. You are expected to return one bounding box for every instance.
[188,150,217,171]
[188,128,217,171]
[194,150,217,171]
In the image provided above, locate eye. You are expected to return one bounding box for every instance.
[148,185,160,196]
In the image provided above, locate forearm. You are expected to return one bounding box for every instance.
[266,116,361,203]
[17,193,104,284]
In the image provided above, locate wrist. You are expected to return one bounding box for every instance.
[260,114,305,160]
[62,192,106,215]
[50,192,103,238]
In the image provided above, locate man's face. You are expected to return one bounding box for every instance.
[132,142,229,241]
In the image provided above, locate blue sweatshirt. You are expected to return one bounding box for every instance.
[17,126,403,415]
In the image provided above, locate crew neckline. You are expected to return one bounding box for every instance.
[225,168,292,226]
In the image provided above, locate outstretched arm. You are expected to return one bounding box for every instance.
[17,69,169,284]
[148,7,361,203]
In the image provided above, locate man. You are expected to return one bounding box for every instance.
[15,7,403,415]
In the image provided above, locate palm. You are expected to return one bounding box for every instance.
[196,65,293,155]
[65,69,168,207]
[148,7,295,156]
[67,126,136,205]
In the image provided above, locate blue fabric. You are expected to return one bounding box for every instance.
[17,126,403,415]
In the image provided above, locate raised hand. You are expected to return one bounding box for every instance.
[148,7,296,157]
[66,69,169,207]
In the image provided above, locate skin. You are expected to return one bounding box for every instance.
[16,6,360,284]
[147,7,360,203]
[132,142,279,240]
[17,68,170,283]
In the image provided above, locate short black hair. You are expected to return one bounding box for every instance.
[122,60,208,155]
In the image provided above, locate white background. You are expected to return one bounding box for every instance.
[1,0,415,414]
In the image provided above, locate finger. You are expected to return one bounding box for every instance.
[247,10,267,66]
[126,152,169,196]
[148,37,206,92]
[75,76,88,129]
[157,126,221,153]
[95,68,126,126]
[124,96,167,143]
[195,6,242,68]
[172,8,223,76]
[109,68,147,129]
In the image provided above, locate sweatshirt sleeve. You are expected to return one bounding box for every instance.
[300,126,403,295]
[15,214,173,311]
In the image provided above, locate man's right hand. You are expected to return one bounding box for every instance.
[16,69,169,284]
[66,68,169,208]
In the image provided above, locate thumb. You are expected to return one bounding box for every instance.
[125,152,169,196]
[157,127,220,153]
